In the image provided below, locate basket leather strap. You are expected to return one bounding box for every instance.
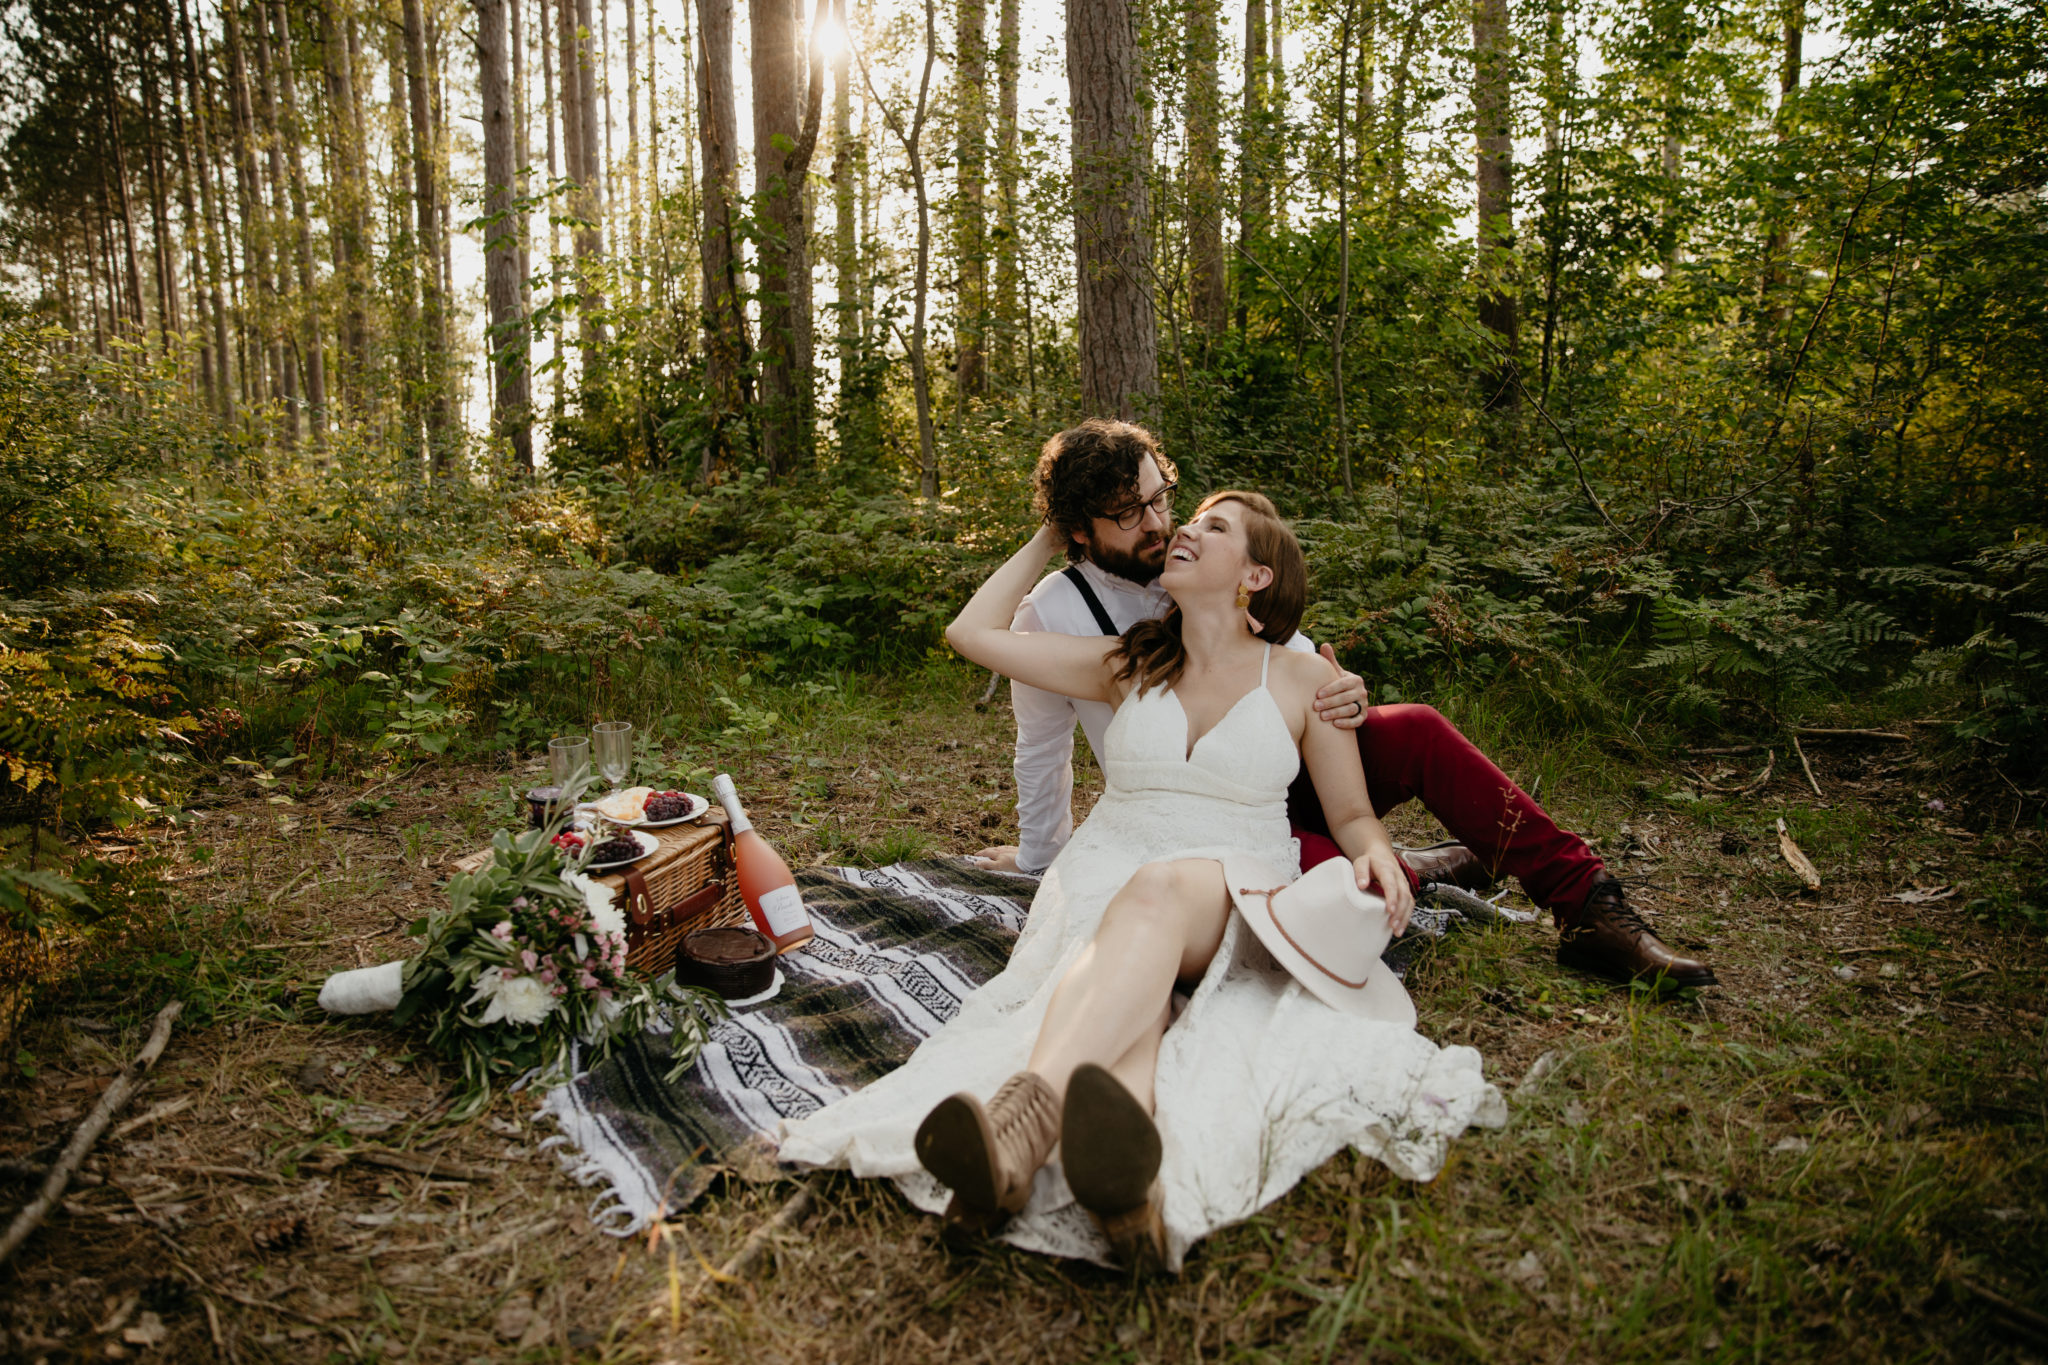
[672,881,725,921]
[621,867,655,926]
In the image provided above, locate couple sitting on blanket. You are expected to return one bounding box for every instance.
[778,420,1717,1271]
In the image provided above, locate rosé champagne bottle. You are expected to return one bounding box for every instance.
[711,774,814,953]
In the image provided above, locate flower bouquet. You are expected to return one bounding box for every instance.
[324,823,725,1118]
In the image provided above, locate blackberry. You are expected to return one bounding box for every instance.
[587,837,642,865]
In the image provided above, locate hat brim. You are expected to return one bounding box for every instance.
[1227,855,1416,1027]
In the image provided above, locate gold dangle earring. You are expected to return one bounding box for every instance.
[1235,585,1251,610]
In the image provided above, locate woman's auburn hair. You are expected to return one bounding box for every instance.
[1111,491,1307,696]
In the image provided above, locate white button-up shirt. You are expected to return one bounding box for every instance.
[1009,559,1311,873]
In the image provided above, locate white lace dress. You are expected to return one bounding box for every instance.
[778,649,1506,1268]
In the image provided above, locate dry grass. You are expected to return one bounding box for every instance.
[2,665,2044,1363]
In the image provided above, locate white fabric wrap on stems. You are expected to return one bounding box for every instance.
[318,960,406,1014]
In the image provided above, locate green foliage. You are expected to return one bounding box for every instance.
[0,863,91,932]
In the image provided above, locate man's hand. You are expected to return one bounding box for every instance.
[971,845,1022,872]
[1353,850,1415,936]
[1312,643,1369,730]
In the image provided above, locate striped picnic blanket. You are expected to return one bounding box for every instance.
[538,858,1519,1235]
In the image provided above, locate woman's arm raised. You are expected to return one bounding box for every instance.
[944,525,1123,704]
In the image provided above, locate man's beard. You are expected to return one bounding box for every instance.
[1087,532,1168,585]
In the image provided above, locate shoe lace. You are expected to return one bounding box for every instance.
[1586,886,1653,938]
[989,1075,1057,1145]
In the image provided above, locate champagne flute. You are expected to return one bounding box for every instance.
[592,721,634,792]
[548,735,591,803]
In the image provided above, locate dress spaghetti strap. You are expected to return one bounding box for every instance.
[1259,641,1272,686]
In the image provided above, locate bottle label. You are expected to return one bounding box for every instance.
[755,883,809,937]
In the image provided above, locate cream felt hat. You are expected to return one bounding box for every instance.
[1231,856,1416,1026]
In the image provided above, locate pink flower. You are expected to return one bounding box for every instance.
[520,949,539,972]
[578,970,599,991]
[490,921,513,940]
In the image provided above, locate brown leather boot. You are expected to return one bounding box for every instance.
[1062,1063,1168,1271]
[1556,879,1718,988]
[915,1071,1061,1232]
[1397,841,1497,893]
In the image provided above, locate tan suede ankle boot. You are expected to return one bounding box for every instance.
[1062,1062,1168,1270]
[915,1071,1062,1226]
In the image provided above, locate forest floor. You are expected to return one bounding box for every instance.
[2,664,2045,1364]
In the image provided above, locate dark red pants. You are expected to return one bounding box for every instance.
[1288,704,1606,924]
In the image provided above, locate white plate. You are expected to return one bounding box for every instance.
[672,967,784,1010]
[586,829,660,872]
[623,792,709,828]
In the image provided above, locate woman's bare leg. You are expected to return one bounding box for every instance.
[1027,859,1230,1099]
[1107,1004,1169,1114]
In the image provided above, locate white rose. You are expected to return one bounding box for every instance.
[562,871,626,938]
[489,974,557,1027]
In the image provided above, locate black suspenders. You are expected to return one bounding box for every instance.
[1062,567,1120,636]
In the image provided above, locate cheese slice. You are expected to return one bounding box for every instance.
[591,786,654,822]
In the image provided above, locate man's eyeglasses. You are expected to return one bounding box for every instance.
[1105,483,1177,531]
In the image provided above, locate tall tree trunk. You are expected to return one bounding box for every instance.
[251,0,300,443]
[563,0,609,359]
[1235,0,1268,329]
[862,0,939,493]
[402,0,454,468]
[697,0,750,471]
[1268,0,1287,232]
[96,17,149,339]
[161,0,213,404]
[514,0,531,325]
[222,1,281,419]
[138,46,180,353]
[1761,0,1802,324]
[993,0,1020,374]
[478,0,534,467]
[1184,0,1224,331]
[832,13,858,395]
[1537,0,1567,397]
[1472,0,1516,407]
[177,0,235,416]
[320,0,370,397]
[752,0,825,475]
[625,0,641,291]
[1068,0,1157,420]
[271,0,329,446]
[1333,0,1352,493]
[953,0,988,401]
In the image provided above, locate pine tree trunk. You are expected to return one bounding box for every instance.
[626,0,641,291]
[993,0,1020,374]
[162,0,214,405]
[402,0,454,468]
[96,16,149,340]
[1268,0,1287,231]
[177,0,235,416]
[1237,0,1268,260]
[832,25,857,384]
[271,0,329,446]
[1184,0,1224,331]
[223,1,281,421]
[251,1,301,444]
[1068,0,1157,420]
[138,49,180,353]
[954,0,988,401]
[1472,0,1516,407]
[697,0,750,472]
[752,0,822,476]
[478,0,534,467]
[320,0,370,398]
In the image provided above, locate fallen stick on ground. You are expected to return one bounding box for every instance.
[1776,818,1822,892]
[110,1094,195,1140]
[1956,1276,2048,1346]
[1795,727,1911,741]
[700,1182,818,1295]
[0,999,182,1267]
[1793,733,1824,798]
[979,669,1003,705]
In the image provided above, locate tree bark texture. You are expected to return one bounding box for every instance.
[1067,0,1157,421]
[696,0,750,469]
[994,0,1020,373]
[320,0,370,394]
[402,0,454,466]
[271,0,329,445]
[954,0,988,399]
[1183,0,1224,331]
[1472,0,1517,402]
[478,0,534,467]
[752,0,823,475]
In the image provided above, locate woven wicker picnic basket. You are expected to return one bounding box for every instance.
[453,812,750,974]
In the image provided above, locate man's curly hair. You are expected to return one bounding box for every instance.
[1032,420,1179,563]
